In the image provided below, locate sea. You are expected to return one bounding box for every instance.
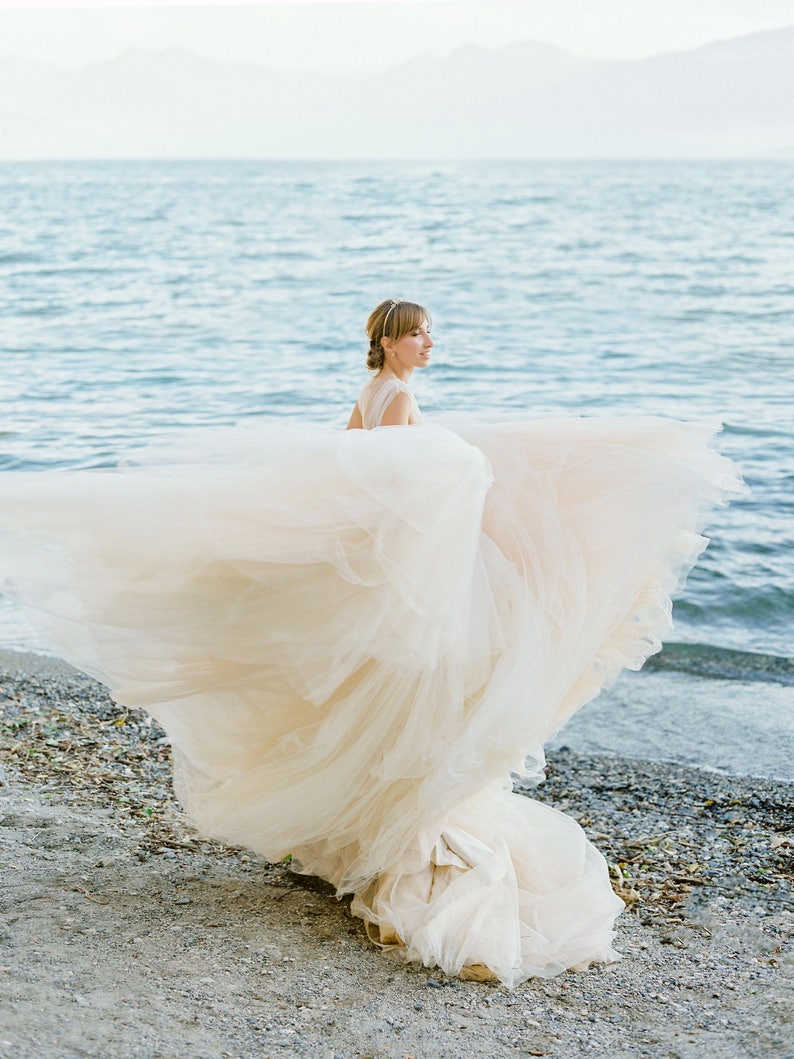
[0,159,792,780]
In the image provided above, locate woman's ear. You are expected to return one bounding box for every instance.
[381,335,393,356]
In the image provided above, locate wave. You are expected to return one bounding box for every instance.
[644,642,794,685]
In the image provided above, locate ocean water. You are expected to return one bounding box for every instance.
[1,160,792,778]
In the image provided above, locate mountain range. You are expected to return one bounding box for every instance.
[0,27,792,159]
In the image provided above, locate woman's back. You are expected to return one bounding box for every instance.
[357,375,422,429]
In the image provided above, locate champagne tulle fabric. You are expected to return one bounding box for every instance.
[0,382,740,987]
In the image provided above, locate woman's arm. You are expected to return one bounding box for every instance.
[380,392,412,427]
[346,403,363,430]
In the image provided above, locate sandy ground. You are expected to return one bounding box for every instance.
[1,649,792,1059]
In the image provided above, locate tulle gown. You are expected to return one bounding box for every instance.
[0,372,741,986]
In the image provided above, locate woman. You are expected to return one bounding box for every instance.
[0,298,740,986]
[346,298,433,429]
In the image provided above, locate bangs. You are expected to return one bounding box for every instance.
[387,301,431,341]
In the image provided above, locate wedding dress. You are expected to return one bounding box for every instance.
[0,373,740,986]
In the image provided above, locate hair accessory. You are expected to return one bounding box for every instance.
[382,298,404,331]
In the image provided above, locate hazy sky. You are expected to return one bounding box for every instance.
[1,0,793,75]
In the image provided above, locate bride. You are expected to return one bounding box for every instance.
[0,298,740,986]
[345,297,432,429]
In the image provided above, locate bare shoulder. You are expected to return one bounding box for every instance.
[380,390,412,427]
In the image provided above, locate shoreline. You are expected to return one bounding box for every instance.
[3,643,791,784]
[1,651,792,1058]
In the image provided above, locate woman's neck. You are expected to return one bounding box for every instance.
[380,364,413,384]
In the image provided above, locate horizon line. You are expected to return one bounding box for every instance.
[1,155,793,164]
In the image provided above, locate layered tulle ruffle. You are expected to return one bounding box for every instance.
[0,416,740,985]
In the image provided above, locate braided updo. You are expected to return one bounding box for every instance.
[365,299,431,373]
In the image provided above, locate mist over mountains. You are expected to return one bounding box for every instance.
[0,27,792,159]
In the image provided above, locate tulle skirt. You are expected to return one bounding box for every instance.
[0,416,740,986]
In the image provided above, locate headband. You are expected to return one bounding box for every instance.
[382,298,405,332]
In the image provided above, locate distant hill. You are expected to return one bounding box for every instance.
[0,27,792,159]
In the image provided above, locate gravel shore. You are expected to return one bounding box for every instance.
[1,650,792,1059]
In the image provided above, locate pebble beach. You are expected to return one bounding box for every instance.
[1,649,791,1059]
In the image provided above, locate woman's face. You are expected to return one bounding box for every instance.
[386,320,433,371]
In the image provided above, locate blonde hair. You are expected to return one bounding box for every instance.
[365,299,431,373]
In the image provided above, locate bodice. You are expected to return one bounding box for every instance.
[356,376,422,429]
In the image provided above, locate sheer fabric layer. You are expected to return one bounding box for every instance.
[357,376,422,428]
[0,416,740,985]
